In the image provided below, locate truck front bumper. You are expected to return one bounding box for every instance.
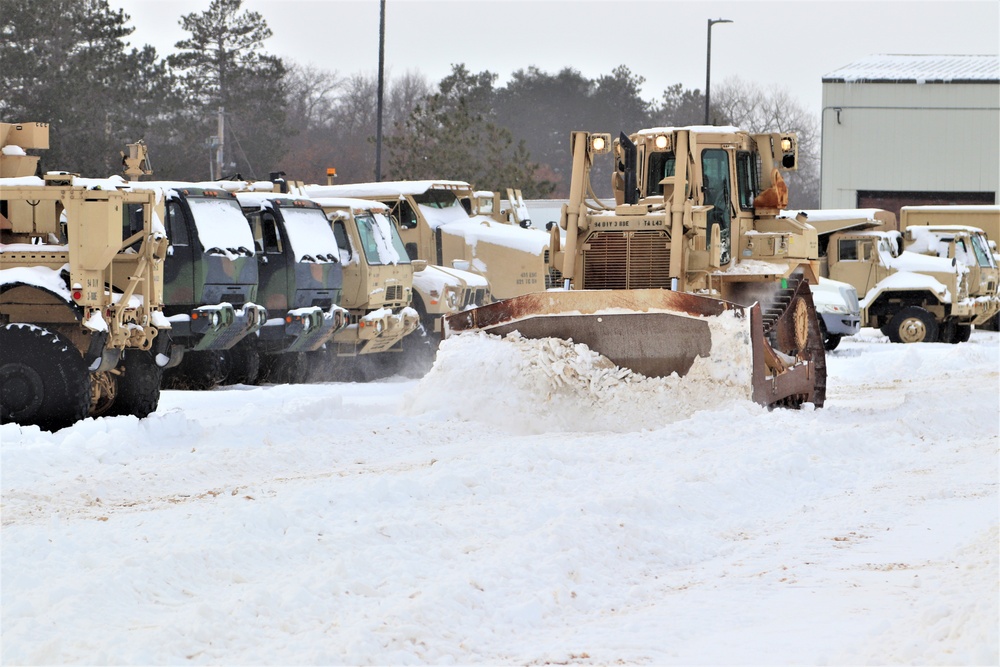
[334,307,421,355]
[820,311,861,336]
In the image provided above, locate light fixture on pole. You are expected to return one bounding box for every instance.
[704,17,733,125]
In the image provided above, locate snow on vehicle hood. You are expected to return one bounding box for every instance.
[861,271,951,307]
[434,211,550,256]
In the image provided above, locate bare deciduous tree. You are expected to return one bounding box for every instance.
[713,77,820,208]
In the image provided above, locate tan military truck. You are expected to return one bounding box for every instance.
[1,122,170,430]
[798,208,1000,343]
[303,182,492,344]
[900,205,1000,330]
[305,180,555,301]
[306,195,421,378]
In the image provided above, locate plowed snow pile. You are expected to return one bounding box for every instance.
[406,311,756,433]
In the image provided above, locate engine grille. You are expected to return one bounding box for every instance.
[385,284,403,302]
[463,288,488,308]
[582,230,671,290]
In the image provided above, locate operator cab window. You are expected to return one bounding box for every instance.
[165,201,189,246]
[645,151,675,198]
[736,151,758,210]
[839,239,875,261]
[839,239,858,261]
[395,201,419,229]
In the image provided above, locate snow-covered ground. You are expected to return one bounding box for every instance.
[2,329,998,665]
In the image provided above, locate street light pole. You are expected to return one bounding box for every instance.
[704,17,733,125]
[374,0,386,181]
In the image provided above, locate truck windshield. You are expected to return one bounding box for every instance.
[970,234,997,268]
[187,197,255,257]
[355,211,410,265]
[280,207,341,263]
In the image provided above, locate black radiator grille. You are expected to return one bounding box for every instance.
[582,231,671,290]
[384,284,403,302]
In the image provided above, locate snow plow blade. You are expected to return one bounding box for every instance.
[444,286,826,409]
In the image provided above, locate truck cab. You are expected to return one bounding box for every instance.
[124,184,267,388]
[235,192,348,382]
[309,196,420,376]
[825,227,999,343]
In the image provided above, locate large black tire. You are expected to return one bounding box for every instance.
[162,350,226,390]
[816,317,842,351]
[397,323,438,379]
[887,306,939,344]
[941,318,974,344]
[221,337,260,385]
[108,349,162,418]
[0,324,91,431]
[259,352,307,384]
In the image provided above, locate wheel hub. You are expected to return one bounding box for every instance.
[899,317,927,343]
[0,362,45,419]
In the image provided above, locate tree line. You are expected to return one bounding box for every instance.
[0,0,819,206]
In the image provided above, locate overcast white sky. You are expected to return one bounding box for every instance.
[109,0,998,115]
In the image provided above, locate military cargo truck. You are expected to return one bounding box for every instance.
[305,180,555,300]
[796,208,1000,343]
[117,174,269,388]
[900,205,1000,330]
[1,122,170,429]
[235,192,348,383]
[308,196,420,379]
[303,182,491,344]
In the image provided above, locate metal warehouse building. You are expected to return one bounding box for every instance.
[820,54,999,217]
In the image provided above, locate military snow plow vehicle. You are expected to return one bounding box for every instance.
[0,122,170,430]
[446,128,828,408]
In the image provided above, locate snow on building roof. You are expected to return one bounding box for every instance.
[822,54,1000,84]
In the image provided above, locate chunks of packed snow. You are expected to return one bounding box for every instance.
[406,312,755,433]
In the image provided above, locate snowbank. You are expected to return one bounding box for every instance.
[2,331,997,665]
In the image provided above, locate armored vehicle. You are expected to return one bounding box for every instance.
[1,122,169,429]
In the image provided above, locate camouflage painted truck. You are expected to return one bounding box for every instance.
[447,127,828,408]
[304,182,491,344]
[306,180,554,302]
[798,208,1000,343]
[113,145,268,388]
[0,122,170,430]
[234,190,348,383]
